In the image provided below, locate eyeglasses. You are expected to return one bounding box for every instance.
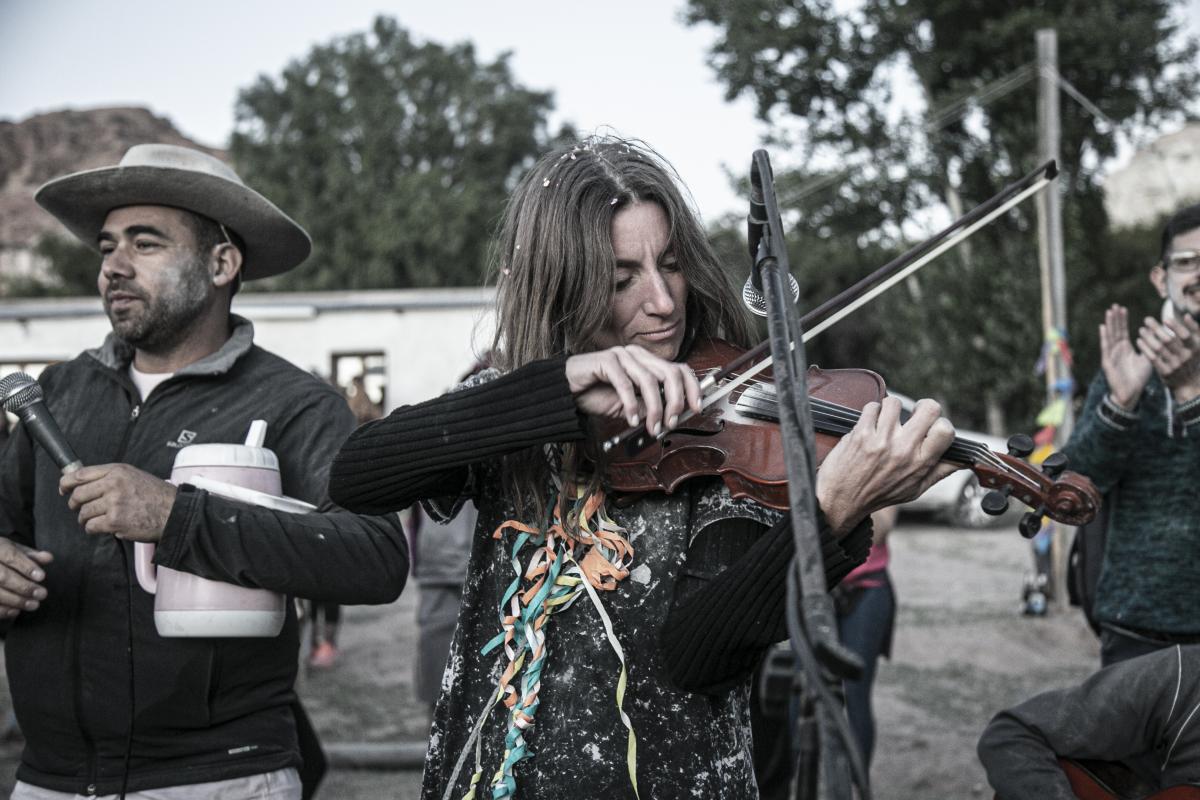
[1165,250,1200,274]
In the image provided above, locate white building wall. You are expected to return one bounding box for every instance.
[0,246,47,283]
[242,300,495,408]
[0,288,496,412]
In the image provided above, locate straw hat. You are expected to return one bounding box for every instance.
[35,144,311,280]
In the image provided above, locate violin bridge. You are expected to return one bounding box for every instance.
[735,383,779,422]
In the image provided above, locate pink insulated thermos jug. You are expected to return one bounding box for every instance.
[134,420,314,637]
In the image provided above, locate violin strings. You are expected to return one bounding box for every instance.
[697,369,1043,493]
[738,377,993,461]
[808,398,1013,475]
[727,377,1026,482]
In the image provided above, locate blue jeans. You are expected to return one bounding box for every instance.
[836,574,896,768]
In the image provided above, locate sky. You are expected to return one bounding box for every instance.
[2,0,1199,221]
[0,0,765,220]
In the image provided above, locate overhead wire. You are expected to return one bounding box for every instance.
[774,59,1116,210]
[775,62,1038,209]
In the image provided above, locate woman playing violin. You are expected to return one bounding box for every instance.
[328,136,959,799]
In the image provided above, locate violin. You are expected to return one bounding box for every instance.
[596,338,1101,531]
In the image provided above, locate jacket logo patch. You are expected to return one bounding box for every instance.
[167,430,198,449]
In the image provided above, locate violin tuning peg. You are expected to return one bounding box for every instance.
[1041,451,1068,478]
[1006,433,1035,459]
[981,488,1011,516]
[1018,510,1043,539]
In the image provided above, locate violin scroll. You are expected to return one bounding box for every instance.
[972,450,1101,530]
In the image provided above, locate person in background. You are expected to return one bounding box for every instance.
[979,644,1200,799]
[305,375,384,670]
[833,505,899,767]
[1062,202,1200,667]
[751,506,899,798]
[407,356,491,716]
[409,501,475,717]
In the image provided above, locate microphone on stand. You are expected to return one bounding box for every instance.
[742,272,801,317]
[1,372,82,474]
[748,164,767,264]
[743,158,799,317]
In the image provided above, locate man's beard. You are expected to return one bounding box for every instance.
[1170,297,1200,325]
[105,255,213,353]
[1163,273,1200,323]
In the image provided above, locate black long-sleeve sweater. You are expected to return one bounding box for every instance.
[330,355,870,690]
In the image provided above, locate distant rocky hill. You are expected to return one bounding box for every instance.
[0,106,225,248]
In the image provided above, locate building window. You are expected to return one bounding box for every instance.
[330,352,387,422]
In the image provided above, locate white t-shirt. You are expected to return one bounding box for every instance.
[128,364,173,401]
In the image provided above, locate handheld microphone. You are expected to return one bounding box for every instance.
[0,372,82,474]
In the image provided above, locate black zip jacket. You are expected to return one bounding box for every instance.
[0,317,408,795]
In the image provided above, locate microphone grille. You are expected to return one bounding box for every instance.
[742,273,801,318]
[742,279,768,317]
[0,372,42,414]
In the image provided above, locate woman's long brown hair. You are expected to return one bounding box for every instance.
[489,136,755,524]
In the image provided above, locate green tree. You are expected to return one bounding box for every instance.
[230,16,572,291]
[689,0,1198,430]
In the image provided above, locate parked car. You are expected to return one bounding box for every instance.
[889,392,1022,528]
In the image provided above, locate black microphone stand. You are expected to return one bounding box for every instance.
[747,150,870,800]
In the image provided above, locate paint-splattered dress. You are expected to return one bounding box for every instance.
[328,356,871,800]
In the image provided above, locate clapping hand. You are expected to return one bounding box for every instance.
[1136,313,1200,404]
[1100,305,1152,410]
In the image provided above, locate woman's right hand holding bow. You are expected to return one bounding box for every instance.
[565,346,702,437]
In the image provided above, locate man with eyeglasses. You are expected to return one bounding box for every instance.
[1062,202,1200,667]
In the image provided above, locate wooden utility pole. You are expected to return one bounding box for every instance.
[1037,29,1071,434]
[1036,28,1074,606]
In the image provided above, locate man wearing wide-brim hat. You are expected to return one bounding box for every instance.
[0,144,408,799]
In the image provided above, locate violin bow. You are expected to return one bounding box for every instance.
[601,159,1059,453]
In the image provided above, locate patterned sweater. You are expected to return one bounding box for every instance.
[1063,371,1200,635]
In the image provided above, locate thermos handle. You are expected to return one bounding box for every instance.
[134,475,183,595]
[134,542,157,594]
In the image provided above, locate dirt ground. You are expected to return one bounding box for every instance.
[0,514,1099,799]
[873,518,1097,798]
